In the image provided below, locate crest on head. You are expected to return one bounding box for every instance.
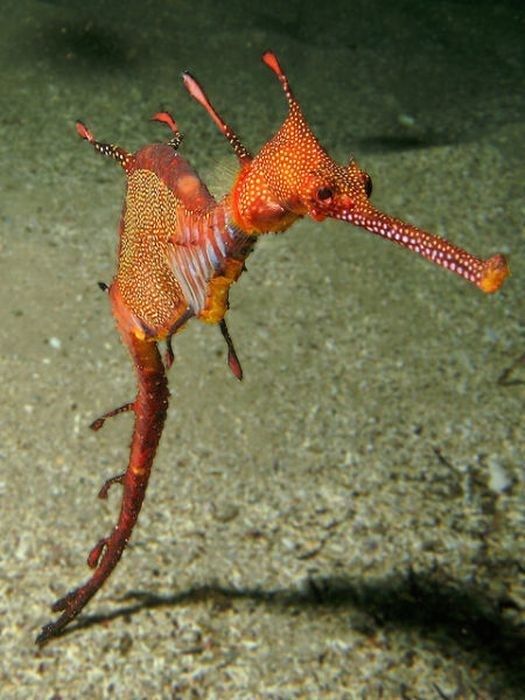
[251,51,374,227]
[182,51,374,233]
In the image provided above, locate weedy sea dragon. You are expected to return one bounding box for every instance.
[36,51,509,644]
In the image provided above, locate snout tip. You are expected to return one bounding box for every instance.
[479,254,510,293]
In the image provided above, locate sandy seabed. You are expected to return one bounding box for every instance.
[0,1,523,698]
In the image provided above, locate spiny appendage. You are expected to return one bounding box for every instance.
[90,402,134,498]
[261,51,297,110]
[97,472,126,500]
[182,71,252,165]
[151,111,184,150]
[182,50,301,164]
[90,401,135,431]
[164,323,242,379]
[36,336,169,645]
[349,207,509,293]
[75,121,134,171]
[219,319,243,380]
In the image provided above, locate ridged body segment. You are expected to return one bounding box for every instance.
[168,203,253,323]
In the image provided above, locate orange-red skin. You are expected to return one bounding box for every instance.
[37,52,508,644]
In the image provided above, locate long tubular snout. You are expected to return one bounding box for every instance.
[338,204,509,293]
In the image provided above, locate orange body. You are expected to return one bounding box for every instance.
[37,52,508,645]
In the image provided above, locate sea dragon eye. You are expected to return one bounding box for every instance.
[317,187,333,202]
[363,172,373,198]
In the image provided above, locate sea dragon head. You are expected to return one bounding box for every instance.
[234,52,375,232]
[183,51,508,293]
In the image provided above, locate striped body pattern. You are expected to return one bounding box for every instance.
[166,206,253,323]
[37,52,508,644]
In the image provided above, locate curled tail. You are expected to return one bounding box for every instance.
[36,328,169,644]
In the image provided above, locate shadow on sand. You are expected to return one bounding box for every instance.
[47,567,524,694]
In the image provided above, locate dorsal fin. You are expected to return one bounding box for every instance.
[75,121,134,172]
[261,51,301,116]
